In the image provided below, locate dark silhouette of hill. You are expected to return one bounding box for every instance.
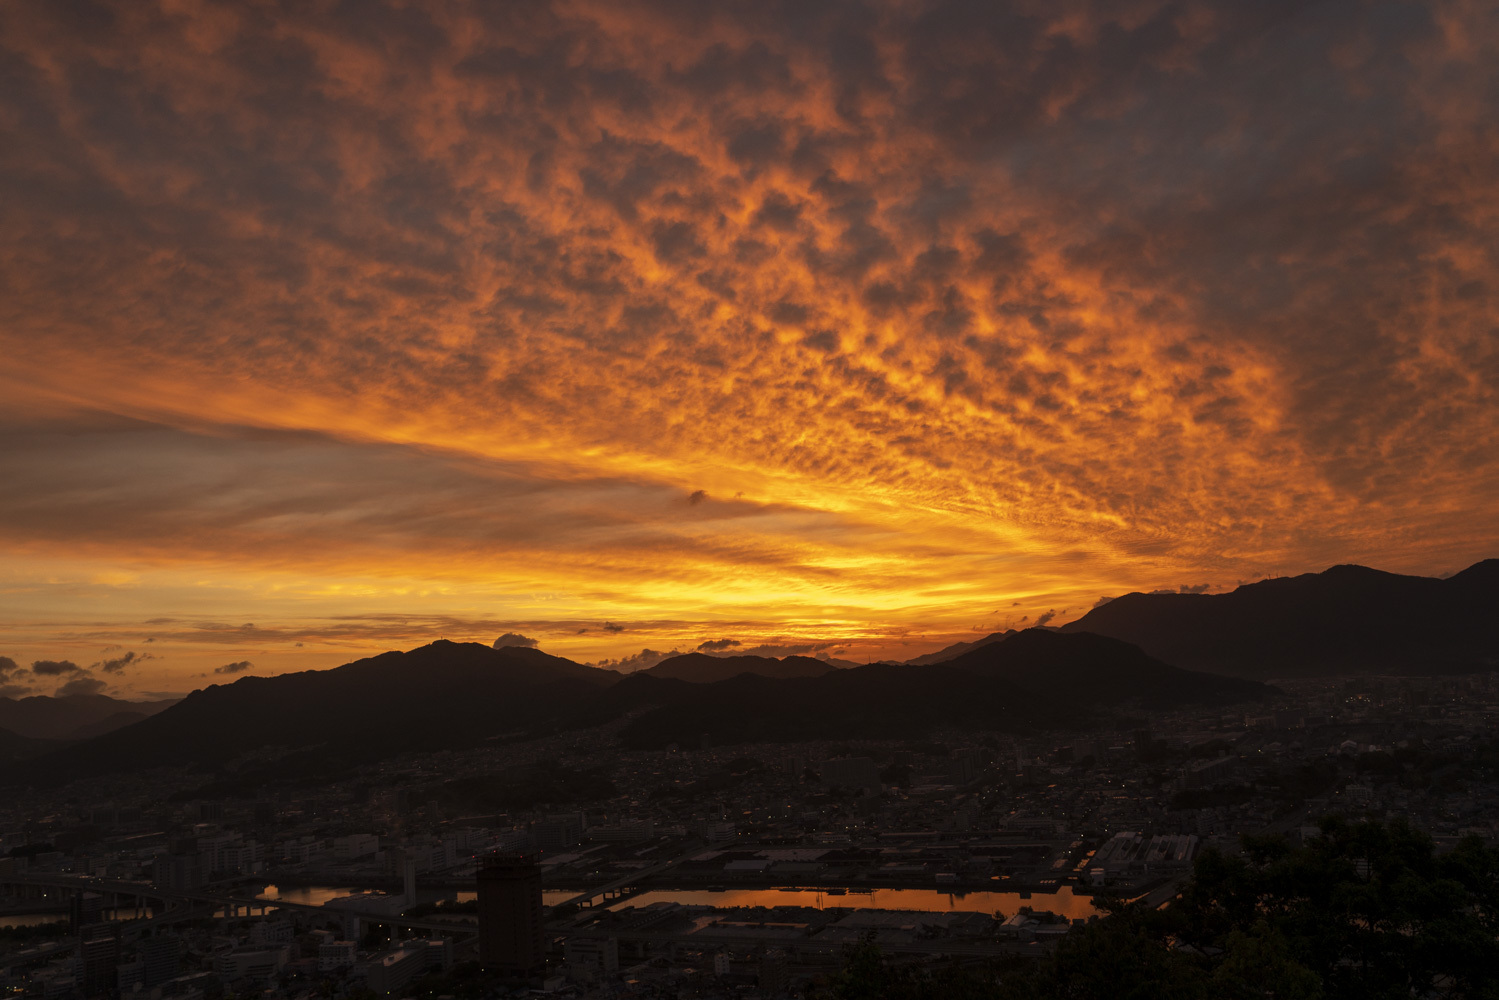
[11,631,1275,783]
[11,641,618,784]
[64,711,154,741]
[940,629,1271,706]
[0,694,178,740]
[641,652,836,683]
[0,727,62,763]
[608,662,1064,749]
[1061,559,1499,678]
[904,630,1016,666]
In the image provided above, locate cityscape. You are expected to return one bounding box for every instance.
[4,593,1499,997]
[3,0,1497,998]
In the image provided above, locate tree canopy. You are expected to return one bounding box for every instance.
[816,819,1499,1000]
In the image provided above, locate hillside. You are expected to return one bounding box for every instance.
[1061,559,1499,678]
[0,727,62,763]
[0,693,178,740]
[10,629,1281,785]
[11,641,619,784]
[610,662,1063,749]
[941,629,1272,706]
[641,652,836,683]
[904,630,1015,666]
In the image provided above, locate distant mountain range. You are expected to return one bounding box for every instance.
[7,631,1268,784]
[9,557,1492,787]
[0,693,178,740]
[1059,559,1499,678]
[17,641,618,784]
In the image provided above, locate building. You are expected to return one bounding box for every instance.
[820,757,880,792]
[564,936,618,982]
[157,852,204,891]
[586,820,654,842]
[477,852,545,975]
[362,945,427,995]
[137,933,181,987]
[212,946,288,984]
[758,948,789,996]
[77,922,120,997]
[318,940,358,973]
[531,814,583,851]
[334,833,380,860]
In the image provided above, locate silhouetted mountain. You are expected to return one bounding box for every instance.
[12,630,1276,784]
[1061,559,1499,678]
[609,662,1064,749]
[940,629,1272,706]
[641,652,836,683]
[12,641,618,784]
[65,711,153,741]
[0,694,178,740]
[0,727,62,763]
[904,630,1016,666]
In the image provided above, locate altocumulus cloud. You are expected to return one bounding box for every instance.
[0,0,1493,670]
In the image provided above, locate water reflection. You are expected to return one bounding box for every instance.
[253,884,1104,920]
[588,886,1101,919]
[255,885,359,907]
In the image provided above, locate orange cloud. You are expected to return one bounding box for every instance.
[0,1,1495,689]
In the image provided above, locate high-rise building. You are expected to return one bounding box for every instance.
[759,948,788,996]
[77,922,120,997]
[477,852,545,975]
[68,892,104,931]
[820,756,880,791]
[137,933,180,987]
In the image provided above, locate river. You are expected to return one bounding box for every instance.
[258,884,1101,919]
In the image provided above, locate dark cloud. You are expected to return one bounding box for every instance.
[93,650,152,674]
[1032,609,1058,628]
[56,676,107,697]
[591,648,681,672]
[687,490,708,505]
[1178,583,1211,595]
[492,632,540,649]
[213,661,253,676]
[32,659,81,676]
[730,642,839,658]
[602,622,626,633]
[696,638,740,652]
[0,656,18,678]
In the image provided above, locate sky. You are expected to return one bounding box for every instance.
[1,0,1496,699]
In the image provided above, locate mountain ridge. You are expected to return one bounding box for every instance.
[1060,558,1499,678]
[0,693,179,740]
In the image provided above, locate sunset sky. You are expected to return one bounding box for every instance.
[2,0,1496,698]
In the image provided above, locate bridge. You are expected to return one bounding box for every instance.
[550,841,734,910]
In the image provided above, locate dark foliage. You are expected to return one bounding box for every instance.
[818,820,1499,1000]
